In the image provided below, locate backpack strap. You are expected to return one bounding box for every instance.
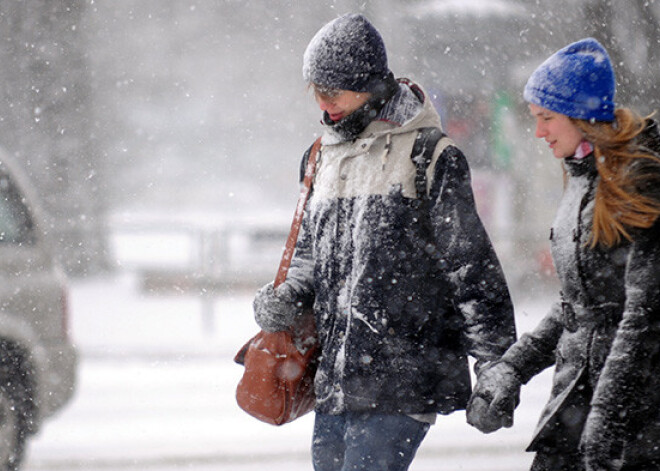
[410,127,446,199]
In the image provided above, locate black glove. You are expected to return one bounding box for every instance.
[581,406,624,471]
[253,281,305,332]
[467,361,521,434]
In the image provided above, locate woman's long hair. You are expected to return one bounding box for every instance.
[571,108,660,247]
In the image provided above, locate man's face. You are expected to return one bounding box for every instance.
[314,88,371,122]
[529,103,584,159]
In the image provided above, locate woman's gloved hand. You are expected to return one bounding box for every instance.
[467,361,521,434]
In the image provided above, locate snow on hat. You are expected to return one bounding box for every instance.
[302,13,391,93]
[524,38,616,122]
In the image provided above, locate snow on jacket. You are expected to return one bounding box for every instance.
[501,121,660,465]
[285,81,516,416]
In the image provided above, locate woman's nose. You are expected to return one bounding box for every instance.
[535,122,546,138]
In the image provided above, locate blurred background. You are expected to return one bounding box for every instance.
[2,1,660,469]
[2,0,659,298]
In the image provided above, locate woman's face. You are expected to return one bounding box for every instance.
[314,88,371,122]
[529,103,584,159]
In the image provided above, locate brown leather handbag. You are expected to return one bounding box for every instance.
[234,137,321,426]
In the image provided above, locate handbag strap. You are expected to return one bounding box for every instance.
[274,137,322,288]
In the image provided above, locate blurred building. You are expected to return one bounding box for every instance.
[88,0,569,297]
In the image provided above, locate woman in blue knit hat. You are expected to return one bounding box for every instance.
[252,13,517,471]
[467,38,660,471]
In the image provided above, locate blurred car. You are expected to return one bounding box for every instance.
[0,151,77,469]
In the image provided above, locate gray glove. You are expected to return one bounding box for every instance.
[253,281,305,332]
[467,361,521,434]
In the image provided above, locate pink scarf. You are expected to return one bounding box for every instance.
[573,140,594,159]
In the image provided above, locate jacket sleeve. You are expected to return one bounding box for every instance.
[284,206,315,301]
[588,218,660,431]
[428,145,516,368]
[501,302,563,384]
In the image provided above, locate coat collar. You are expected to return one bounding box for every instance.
[564,153,598,178]
[320,79,442,146]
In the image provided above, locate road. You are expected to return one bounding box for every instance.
[20,274,552,471]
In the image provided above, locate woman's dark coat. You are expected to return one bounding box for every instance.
[502,121,660,468]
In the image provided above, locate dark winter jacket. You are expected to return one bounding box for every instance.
[285,81,516,416]
[502,121,660,467]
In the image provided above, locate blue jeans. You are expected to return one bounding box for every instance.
[312,412,430,471]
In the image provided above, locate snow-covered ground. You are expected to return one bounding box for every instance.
[21,272,555,471]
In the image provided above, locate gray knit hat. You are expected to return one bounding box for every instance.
[302,14,391,93]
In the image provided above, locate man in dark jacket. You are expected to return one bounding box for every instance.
[253,13,516,471]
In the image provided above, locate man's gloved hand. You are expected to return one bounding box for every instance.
[581,406,624,471]
[466,361,521,434]
[253,281,305,332]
